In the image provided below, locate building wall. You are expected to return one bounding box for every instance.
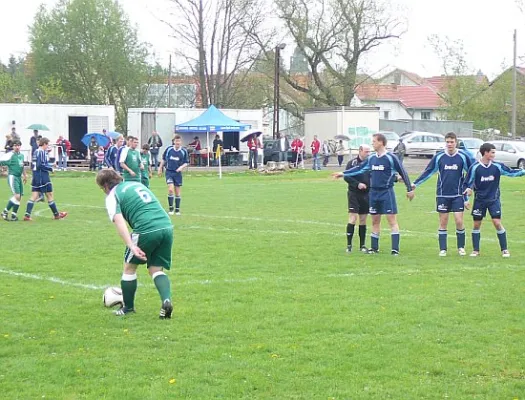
[0,103,115,161]
[362,100,412,120]
[379,119,474,136]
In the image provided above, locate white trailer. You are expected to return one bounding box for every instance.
[303,106,380,153]
[0,103,115,161]
[127,107,264,163]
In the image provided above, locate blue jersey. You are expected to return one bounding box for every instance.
[32,148,53,177]
[413,149,475,198]
[464,161,525,202]
[115,145,127,172]
[105,145,117,168]
[343,152,412,191]
[162,146,189,171]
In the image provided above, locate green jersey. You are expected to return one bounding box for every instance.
[0,151,25,177]
[106,181,172,233]
[119,147,142,181]
[140,152,151,178]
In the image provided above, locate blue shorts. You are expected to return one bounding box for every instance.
[436,196,465,213]
[472,199,502,220]
[31,175,53,193]
[166,171,182,187]
[369,188,397,215]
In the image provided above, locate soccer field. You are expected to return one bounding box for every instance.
[1,170,524,399]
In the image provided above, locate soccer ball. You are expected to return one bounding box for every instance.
[103,286,124,308]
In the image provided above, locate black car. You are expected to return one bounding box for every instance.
[263,140,295,164]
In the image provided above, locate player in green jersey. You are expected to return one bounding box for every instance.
[97,169,174,319]
[140,143,152,188]
[119,136,143,182]
[1,140,26,221]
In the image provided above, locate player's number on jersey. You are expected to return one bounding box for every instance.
[135,187,152,203]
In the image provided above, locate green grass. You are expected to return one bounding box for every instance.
[1,169,525,399]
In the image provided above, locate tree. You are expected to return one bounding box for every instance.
[29,0,153,132]
[249,0,405,108]
[162,0,265,108]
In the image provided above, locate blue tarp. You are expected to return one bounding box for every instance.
[175,105,251,132]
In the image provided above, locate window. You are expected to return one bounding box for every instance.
[410,135,423,142]
[421,111,431,120]
[383,111,390,120]
[502,143,514,152]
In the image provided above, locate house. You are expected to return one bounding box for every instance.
[355,68,489,122]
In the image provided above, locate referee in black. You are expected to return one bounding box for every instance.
[344,144,371,252]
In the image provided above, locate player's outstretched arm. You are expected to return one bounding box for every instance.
[342,158,370,177]
[113,214,147,260]
[412,154,439,188]
[498,162,525,178]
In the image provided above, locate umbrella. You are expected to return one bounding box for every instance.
[27,124,50,131]
[334,134,351,141]
[240,130,263,143]
[81,133,110,148]
[106,131,122,139]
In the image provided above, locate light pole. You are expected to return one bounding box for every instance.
[273,43,286,139]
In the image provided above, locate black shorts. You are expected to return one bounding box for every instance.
[348,190,369,214]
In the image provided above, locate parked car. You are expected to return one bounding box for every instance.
[378,131,400,152]
[483,141,525,169]
[458,137,484,159]
[403,132,445,157]
[263,140,295,164]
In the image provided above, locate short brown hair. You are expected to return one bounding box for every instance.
[444,132,457,141]
[39,137,50,146]
[373,133,387,146]
[142,143,150,150]
[173,134,181,141]
[96,169,123,190]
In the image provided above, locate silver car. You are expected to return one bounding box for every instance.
[403,132,445,157]
[486,141,525,169]
[378,131,400,152]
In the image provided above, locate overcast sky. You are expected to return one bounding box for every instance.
[1,0,524,80]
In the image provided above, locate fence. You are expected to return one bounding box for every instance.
[380,119,474,137]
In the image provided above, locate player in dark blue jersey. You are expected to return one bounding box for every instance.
[411,132,476,256]
[105,135,124,170]
[463,142,525,257]
[115,136,131,173]
[158,135,189,215]
[333,133,415,255]
[23,137,68,221]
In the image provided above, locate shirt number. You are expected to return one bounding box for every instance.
[135,188,152,203]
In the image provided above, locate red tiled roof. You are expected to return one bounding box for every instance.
[355,84,445,109]
[424,74,488,91]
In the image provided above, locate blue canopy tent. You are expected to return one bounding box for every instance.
[175,105,251,167]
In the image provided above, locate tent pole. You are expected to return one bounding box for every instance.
[207,131,210,167]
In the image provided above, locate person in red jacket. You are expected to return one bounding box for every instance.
[247,134,261,169]
[291,136,304,169]
[56,135,71,171]
[310,135,321,171]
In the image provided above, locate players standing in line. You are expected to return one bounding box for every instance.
[23,137,68,221]
[1,140,26,221]
[119,136,143,182]
[411,132,475,256]
[343,144,371,253]
[333,133,414,255]
[96,169,174,318]
[158,135,189,216]
[463,142,525,258]
[140,143,152,188]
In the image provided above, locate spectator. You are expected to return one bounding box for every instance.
[278,133,289,162]
[10,127,20,143]
[336,139,345,167]
[147,130,163,171]
[393,138,406,165]
[322,140,331,167]
[212,134,223,166]
[189,136,202,166]
[30,130,39,156]
[247,133,261,170]
[291,135,304,168]
[56,135,71,171]
[101,129,111,150]
[96,146,105,170]
[4,134,13,152]
[88,137,99,171]
[310,135,321,171]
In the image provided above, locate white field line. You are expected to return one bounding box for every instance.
[59,203,525,244]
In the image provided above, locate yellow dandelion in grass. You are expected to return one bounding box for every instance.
[4,334,9,338]
[271,353,279,358]
[169,378,176,384]
[49,330,56,335]
[123,329,129,333]
[49,296,55,299]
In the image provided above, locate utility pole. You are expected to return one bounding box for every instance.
[168,54,172,108]
[512,30,517,136]
[273,44,286,139]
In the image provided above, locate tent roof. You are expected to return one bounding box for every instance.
[175,105,251,132]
